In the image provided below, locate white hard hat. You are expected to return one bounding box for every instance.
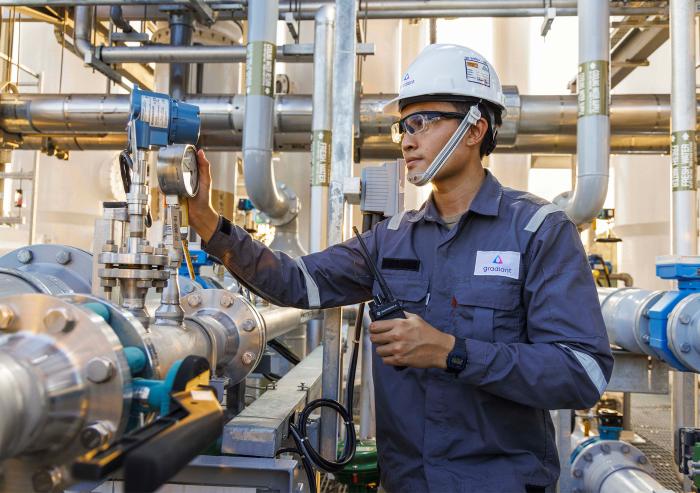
[385,44,506,115]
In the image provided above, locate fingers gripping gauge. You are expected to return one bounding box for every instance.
[156,144,199,198]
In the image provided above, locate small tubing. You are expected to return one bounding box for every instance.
[408,104,481,187]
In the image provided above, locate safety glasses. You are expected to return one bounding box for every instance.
[390,111,467,144]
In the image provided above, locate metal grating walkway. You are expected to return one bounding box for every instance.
[631,393,683,492]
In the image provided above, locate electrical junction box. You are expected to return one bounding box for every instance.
[360,160,405,218]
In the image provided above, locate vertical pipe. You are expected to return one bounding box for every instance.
[310,4,335,254]
[554,0,610,225]
[670,1,698,482]
[321,0,357,460]
[243,0,294,223]
[308,5,336,353]
[169,13,193,100]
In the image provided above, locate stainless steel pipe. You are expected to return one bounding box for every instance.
[3,93,691,136]
[0,0,666,18]
[260,307,322,341]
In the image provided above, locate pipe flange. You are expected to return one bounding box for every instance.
[181,289,266,385]
[668,293,700,372]
[0,267,72,297]
[0,244,93,294]
[570,439,655,493]
[0,294,131,475]
[498,85,520,146]
[633,290,666,360]
[59,293,160,378]
[267,182,300,227]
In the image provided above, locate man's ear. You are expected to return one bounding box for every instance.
[465,118,488,147]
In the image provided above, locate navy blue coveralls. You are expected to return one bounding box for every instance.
[203,170,614,493]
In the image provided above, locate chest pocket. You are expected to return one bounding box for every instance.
[372,273,429,316]
[452,280,523,343]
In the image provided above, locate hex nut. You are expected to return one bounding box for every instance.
[681,342,692,353]
[241,319,256,332]
[220,295,234,308]
[188,294,202,307]
[55,250,72,265]
[0,305,15,330]
[43,308,76,333]
[32,467,62,493]
[242,351,256,365]
[17,249,32,264]
[600,443,611,454]
[638,455,648,465]
[86,357,115,383]
[572,469,583,479]
[680,314,691,324]
[583,452,593,462]
[621,444,630,454]
[80,421,113,449]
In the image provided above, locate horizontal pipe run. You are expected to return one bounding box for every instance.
[0,0,667,18]
[14,132,676,155]
[98,43,374,64]
[1,93,691,136]
[260,307,322,341]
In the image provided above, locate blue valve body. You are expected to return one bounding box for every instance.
[130,87,200,149]
[648,258,700,371]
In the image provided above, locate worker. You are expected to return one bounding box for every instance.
[188,43,613,493]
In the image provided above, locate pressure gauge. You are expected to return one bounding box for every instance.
[156,144,200,198]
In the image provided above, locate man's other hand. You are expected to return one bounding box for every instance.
[369,312,455,369]
[187,149,219,242]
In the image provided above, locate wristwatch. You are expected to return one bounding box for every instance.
[445,337,468,374]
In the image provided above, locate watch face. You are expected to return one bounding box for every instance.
[450,355,465,367]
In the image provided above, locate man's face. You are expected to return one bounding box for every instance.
[398,101,485,186]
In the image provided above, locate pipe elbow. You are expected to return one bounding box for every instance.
[556,174,609,226]
[315,4,336,24]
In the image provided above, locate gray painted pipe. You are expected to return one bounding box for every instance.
[554,0,610,225]
[243,0,296,226]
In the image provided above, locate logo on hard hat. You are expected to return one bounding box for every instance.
[401,72,415,88]
[465,57,491,88]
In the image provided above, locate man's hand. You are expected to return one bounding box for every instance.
[369,312,455,369]
[187,149,219,242]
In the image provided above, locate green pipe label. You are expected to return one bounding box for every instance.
[311,130,332,186]
[246,41,276,97]
[672,130,697,191]
[577,60,609,117]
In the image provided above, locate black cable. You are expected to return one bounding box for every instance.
[268,339,301,365]
[281,302,364,493]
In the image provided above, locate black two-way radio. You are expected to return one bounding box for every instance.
[352,226,407,371]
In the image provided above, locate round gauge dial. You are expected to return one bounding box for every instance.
[181,145,198,197]
[156,144,200,198]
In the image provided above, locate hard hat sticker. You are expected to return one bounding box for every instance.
[464,57,491,87]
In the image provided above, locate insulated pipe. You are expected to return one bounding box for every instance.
[670,0,699,462]
[4,93,692,136]
[242,0,296,226]
[322,0,358,461]
[554,0,610,225]
[73,6,94,62]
